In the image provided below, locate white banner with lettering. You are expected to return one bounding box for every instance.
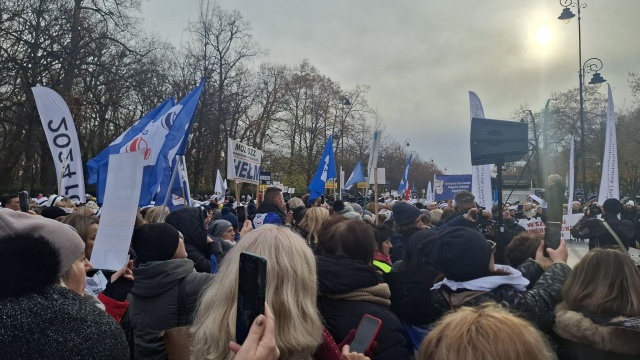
[469,91,492,208]
[598,84,619,203]
[516,215,580,241]
[32,87,86,203]
[227,139,263,184]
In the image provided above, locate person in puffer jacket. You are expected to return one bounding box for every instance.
[422,224,571,332]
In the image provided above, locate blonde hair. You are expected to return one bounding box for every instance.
[563,248,640,317]
[144,206,166,223]
[419,304,556,360]
[288,197,305,209]
[190,225,323,360]
[429,209,443,222]
[57,197,75,210]
[298,207,329,245]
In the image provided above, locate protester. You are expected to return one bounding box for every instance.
[128,223,214,359]
[143,206,166,223]
[372,225,394,273]
[0,209,129,359]
[390,201,425,262]
[316,216,413,359]
[423,226,571,331]
[485,203,526,264]
[418,304,557,360]
[0,193,20,211]
[429,208,443,224]
[505,232,542,268]
[554,248,640,359]
[298,206,330,247]
[191,225,325,360]
[165,206,223,272]
[570,198,635,250]
[253,187,288,228]
[207,219,236,256]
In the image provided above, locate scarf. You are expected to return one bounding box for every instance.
[324,283,391,307]
[255,201,286,223]
[432,264,529,292]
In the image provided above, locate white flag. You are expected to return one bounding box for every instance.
[32,87,86,203]
[426,181,434,203]
[215,169,227,195]
[598,84,619,203]
[469,91,492,208]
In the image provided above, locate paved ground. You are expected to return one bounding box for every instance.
[565,240,590,268]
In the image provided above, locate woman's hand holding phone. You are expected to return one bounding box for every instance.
[229,303,279,360]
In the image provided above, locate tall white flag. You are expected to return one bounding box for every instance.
[426,181,434,203]
[469,91,492,208]
[598,84,619,203]
[567,135,575,223]
[215,169,227,195]
[367,130,382,180]
[32,87,86,203]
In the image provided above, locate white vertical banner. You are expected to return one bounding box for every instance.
[469,91,492,208]
[367,130,382,178]
[567,135,576,224]
[598,84,619,203]
[90,151,145,270]
[426,181,434,203]
[32,87,86,203]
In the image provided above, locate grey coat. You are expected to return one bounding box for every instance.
[128,258,213,359]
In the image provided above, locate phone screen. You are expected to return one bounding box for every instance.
[236,252,267,345]
[350,314,382,353]
[18,191,29,212]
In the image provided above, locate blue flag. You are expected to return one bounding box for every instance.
[155,155,191,211]
[308,135,337,203]
[344,161,365,190]
[154,78,206,207]
[86,97,176,204]
[397,154,413,194]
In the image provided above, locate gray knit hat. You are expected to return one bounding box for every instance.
[208,219,232,238]
[0,209,85,277]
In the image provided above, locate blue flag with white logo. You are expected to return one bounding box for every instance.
[155,155,192,211]
[86,97,175,205]
[308,135,337,203]
[397,154,413,194]
[344,161,365,190]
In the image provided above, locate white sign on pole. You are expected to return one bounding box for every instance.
[90,151,145,270]
[227,138,263,184]
[368,168,386,185]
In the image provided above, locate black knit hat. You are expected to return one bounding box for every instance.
[41,206,68,220]
[602,198,623,215]
[131,223,180,264]
[392,202,421,226]
[420,227,492,282]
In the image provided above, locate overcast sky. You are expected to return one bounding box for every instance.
[141,0,640,175]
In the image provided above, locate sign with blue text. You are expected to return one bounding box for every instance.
[227,139,263,184]
[434,174,472,201]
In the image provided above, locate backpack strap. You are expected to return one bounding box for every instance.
[600,219,629,253]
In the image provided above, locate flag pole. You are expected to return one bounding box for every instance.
[160,161,181,221]
[178,156,187,206]
[374,168,379,225]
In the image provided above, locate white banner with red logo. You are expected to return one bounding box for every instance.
[32,87,86,203]
[516,215,580,241]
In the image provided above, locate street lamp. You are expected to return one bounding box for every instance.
[558,0,606,194]
[340,97,351,199]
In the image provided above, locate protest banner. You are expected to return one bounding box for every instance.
[434,174,472,201]
[90,151,145,270]
[32,87,85,203]
[227,139,263,185]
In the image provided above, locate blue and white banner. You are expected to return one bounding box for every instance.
[397,154,413,194]
[308,135,337,202]
[32,87,86,203]
[598,84,619,203]
[345,161,365,190]
[469,91,493,208]
[155,155,191,211]
[434,174,472,201]
[227,139,263,184]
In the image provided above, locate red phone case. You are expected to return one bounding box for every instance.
[350,314,382,353]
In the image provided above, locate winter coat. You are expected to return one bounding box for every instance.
[431,259,571,331]
[252,201,286,228]
[570,213,635,250]
[128,258,214,359]
[554,302,640,360]
[0,285,129,360]
[316,255,413,360]
[384,264,441,325]
[165,207,223,273]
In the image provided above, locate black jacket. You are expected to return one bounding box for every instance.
[384,264,441,325]
[165,207,223,272]
[431,259,571,331]
[316,255,412,360]
[570,213,634,250]
[128,258,213,359]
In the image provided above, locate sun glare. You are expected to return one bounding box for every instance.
[535,26,553,45]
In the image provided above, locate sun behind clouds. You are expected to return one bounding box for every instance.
[535,25,553,45]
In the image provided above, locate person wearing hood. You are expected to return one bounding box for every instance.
[424,226,571,332]
[165,206,223,273]
[389,201,426,263]
[570,198,635,250]
[253,187,288,228]
[128,223,214,359]
[207,219,236,257]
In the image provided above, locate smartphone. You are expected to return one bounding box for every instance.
[350,314,383,353]
[235,252,267,345]
[18,191,29,212]
[517,204,523,212]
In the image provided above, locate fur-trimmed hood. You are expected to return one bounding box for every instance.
[554,302,640,355]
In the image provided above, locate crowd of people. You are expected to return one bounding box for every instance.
[1,184,639,359]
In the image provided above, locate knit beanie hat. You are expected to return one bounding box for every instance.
[392,202,421,226]
[0,209,84,277]
[131,223,180,264]
[220,207,238,228]
[602,198,623,215]
[420,226,492,282]
[333,199,346,214]
[208,219,232,238]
